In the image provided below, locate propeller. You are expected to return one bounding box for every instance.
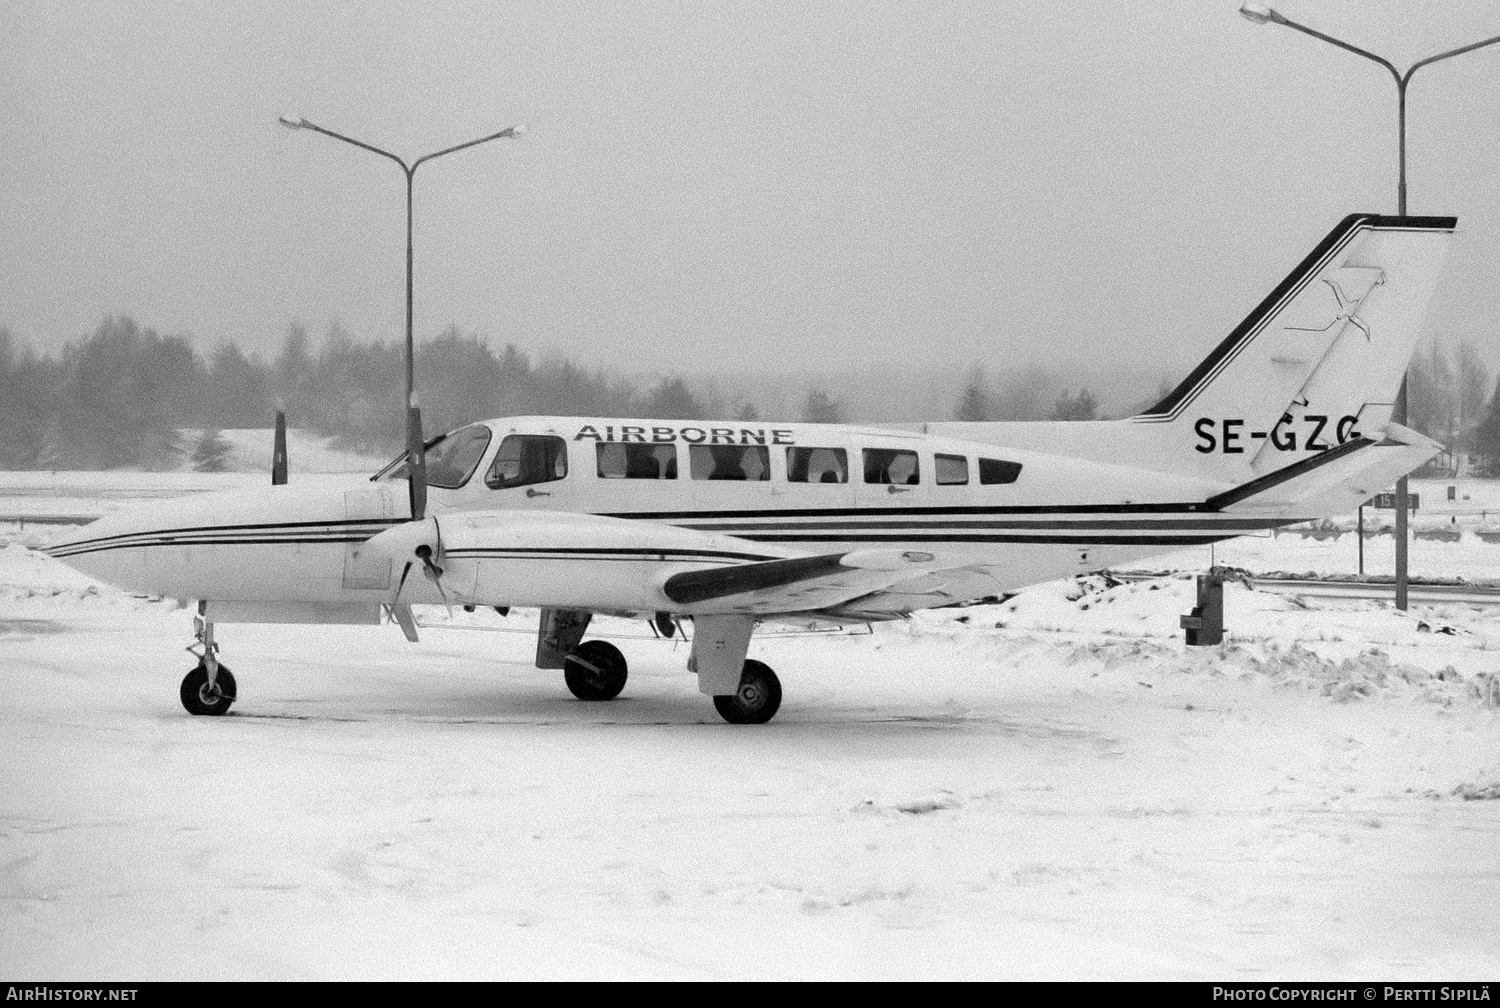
[271,410,288,485]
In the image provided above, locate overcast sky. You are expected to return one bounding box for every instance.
[4,0,1499,382]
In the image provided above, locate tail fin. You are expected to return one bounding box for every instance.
[927,214,1456,484]
[1131,213,1455,478]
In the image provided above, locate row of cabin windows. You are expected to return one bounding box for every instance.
[475,433,1021,490]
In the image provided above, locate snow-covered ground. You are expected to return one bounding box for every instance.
[3,474,1500,979]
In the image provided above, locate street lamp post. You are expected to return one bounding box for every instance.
[278,115,525,520]
[1238,3,1500,610]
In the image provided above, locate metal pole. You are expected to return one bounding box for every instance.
[1357,504,1365,576]
[404,165,427,521]
[406,168,415,419]
[1393,75,1410,609]
[1394,380,1409,608]
[1396,76,1408,216]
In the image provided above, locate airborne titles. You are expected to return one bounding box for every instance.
[574,424,796,446]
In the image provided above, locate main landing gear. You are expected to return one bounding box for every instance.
[181,606,236,716]
[538,608,784,724]
[712,659,781,725]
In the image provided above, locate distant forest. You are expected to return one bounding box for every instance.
[1,315,1497,473]
[0,316,844,471]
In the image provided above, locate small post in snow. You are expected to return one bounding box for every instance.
[1180,567,1251,646]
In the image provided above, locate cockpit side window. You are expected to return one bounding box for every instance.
[597,442,678,479]
[377,424,493,489]
[485,435,568,490]
[690,444,768,481]
[978,458,1023,484]
[786,447,847,484]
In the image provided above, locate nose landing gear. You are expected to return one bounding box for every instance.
[181,605,236,716]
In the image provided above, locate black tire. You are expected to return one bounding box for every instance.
[713,659,781,724]
[180,663,237,716]
[564,640,628,701]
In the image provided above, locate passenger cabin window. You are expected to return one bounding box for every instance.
[597,442,677,479]
[863,448,919,485]
[690,444,768,481]
[486,434,568,490]
[394,424,491,489]
[786,447,848,484]
[978,458,1023,485]
[935,453,969,485]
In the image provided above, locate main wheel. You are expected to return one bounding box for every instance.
[713,659,781,724]
[564,640,628,701]
[180,663,236,716]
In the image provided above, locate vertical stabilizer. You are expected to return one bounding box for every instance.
[1131,214,1455,480]
[928,214,1455,486]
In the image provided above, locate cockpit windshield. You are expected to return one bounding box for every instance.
[375,424,493,489]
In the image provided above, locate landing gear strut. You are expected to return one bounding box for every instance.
[181,605,236,716]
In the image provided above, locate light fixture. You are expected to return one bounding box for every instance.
[1238,3,1278,25]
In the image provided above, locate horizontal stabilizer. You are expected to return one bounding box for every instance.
[1211,424,1439,516]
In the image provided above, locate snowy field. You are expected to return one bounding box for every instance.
[3,476,1500,979]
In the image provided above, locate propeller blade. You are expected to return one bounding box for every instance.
[406,402,427,520]
[271,411,288,485]
[388,562,420,642]
[394,559,414,598]
[424,564,455,620]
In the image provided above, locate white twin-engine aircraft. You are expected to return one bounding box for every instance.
[47,213,1455,723]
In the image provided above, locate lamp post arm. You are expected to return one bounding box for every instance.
[411,126,524,172]
[1271,15,1403,85]
[296,122,411,174]
[1406,33,1500,80]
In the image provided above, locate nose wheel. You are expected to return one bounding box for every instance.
[180,663,237,716]
[564,639,628,701]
